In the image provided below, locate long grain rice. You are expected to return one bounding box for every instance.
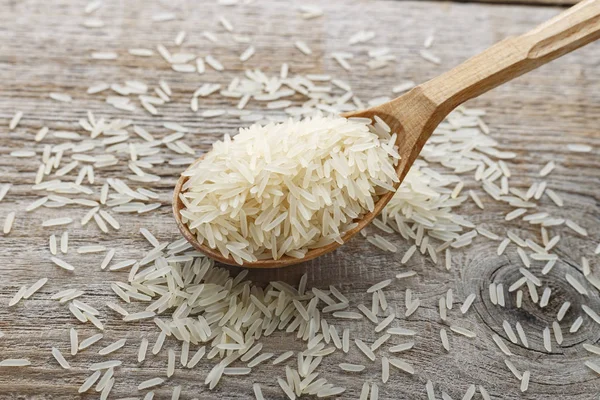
[51,347,71,369]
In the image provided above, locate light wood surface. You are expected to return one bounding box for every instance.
[0,0,599,399]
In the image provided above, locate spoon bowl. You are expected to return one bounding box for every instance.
[173,144,403,268]
[173,0,600,268]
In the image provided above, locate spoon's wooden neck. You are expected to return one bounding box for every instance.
[420,0,600,115]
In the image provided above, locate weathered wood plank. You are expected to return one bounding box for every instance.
[450,0,578,6]
[0,0,599,399]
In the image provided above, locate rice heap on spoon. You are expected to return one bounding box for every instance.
[178,114,401,264]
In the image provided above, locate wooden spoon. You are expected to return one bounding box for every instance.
[173,0,600,268]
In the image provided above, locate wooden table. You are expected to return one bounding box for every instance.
[1,0,599,399]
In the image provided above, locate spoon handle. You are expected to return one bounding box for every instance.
[420,0,600,114]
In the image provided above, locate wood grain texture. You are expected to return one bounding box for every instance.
[453,0,578,5]
[0,0,599,399]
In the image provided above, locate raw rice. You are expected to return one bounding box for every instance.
[51,257,75,271]
[515,322,529,348]
[570,316,583,333]
[240,46,255,62]
[502,321,518,344]
[419,50,441,64]
[9,111,23,130]
[565,219,587,236]
[138,338,148,362]
[23,278,48,299]
[79,371,101,393]
[339,363,365,372]
[99,339,126,355]
[565,273,588,295]
[585,361,600,375]
[552,321,563,344]
[492,334,512,356]
[370,383,379,400]
[3,212,15,234]
[505,359,522,380]
[520,370,530,392]
[51,347,71,369]
[354,339,376,361]
[566,144,592,152]
[582,305,600,324]
[50,92,72,102]
[167,348,175,377]
[463,385,476,400]
[426,380,435,400]
[42,217,73,227]
[543,327,551,352]
[8,286,27,307]
[70,328,78,355]
[273,351,294,365]
[79,334,103,350]
[0,359,31,367]
[539,287,551,307]
[139,377,164,390]
[295,41,312,55]
[583,343,600,355]
[450,325,475,338]
[91,52,118,60]
[440,329,449,351]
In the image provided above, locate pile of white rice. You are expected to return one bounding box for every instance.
[178,115,400,264]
